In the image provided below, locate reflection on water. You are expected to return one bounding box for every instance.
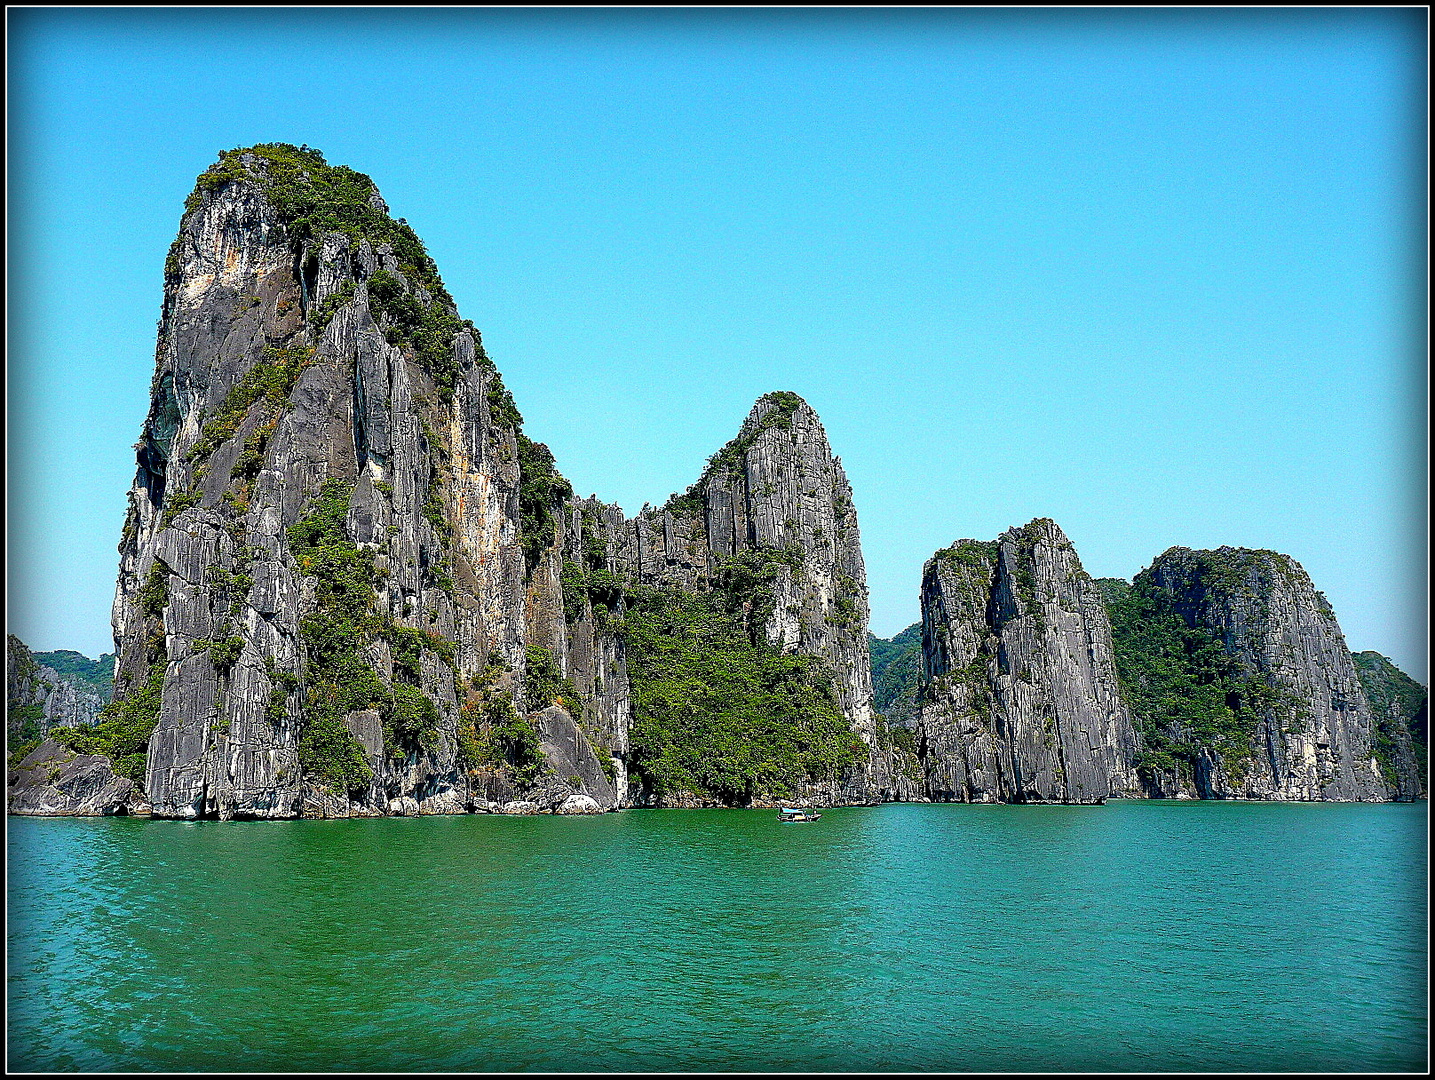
[7,803,1427,1071]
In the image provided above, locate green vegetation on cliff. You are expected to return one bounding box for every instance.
[1354,651,1429,730]
[287,479,467,791]
[523,645,582,718]
[7,635,46,765]
[934,539,998,572]
[1354,651,1428,790]
[622,548,859,804]
[286,480,383,793]
[192,145,573,579]
[870,623,922,728]
[457,655,545,787]
[188,345,314,466]
[1099,572,1289,783]
[662,390,806,516]
[50,661,164,785]
[37,561,168,784]
[185,143,522,415]
[517,436,574,574]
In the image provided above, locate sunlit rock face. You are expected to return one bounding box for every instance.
[111,147,543,819]
[1138,547,1390,802]
[916,519,1140,805]
[103,146,885,819]
[559,393,887,807]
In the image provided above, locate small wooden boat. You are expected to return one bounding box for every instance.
[777,806,822,822]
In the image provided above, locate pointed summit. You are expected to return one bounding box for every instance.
[49,148,886,819]
[111,144,550,819]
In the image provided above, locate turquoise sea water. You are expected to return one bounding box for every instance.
[7,802,1428,1072]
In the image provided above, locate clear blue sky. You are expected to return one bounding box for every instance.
[7,8,1427,680]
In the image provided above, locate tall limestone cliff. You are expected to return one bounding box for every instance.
[915,519,1140,804]
[104,144,608,819]
[548,393,887,807]
[73,144,881,820]
[1103,547,1390,801]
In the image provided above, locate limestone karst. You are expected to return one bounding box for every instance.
[1105,547,1394,801]
[6,144,1425,816]
[6,636,108,746]
[1352,650,1428,800]
[53,144,881,819]
[912,519,1140,804]
[873,534,1424,804]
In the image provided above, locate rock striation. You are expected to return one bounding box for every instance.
[7,635,106,742]
[1105,547,1392,801]
[104,145,606,819]
[915,519,1140,804]
[550,393,886,806]
[63,144,881,819]
[26,143,1416,818]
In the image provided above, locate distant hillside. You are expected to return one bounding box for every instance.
[6,635,108,762]
[1353,651,1428,793]
[32,649,115,702]
[870,623,922,729]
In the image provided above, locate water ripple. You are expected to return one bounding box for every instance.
[7,803,1427,1071]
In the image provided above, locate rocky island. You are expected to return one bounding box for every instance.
[9,144,884,818]
[6,144,1426,816]
[874,531,1427,803]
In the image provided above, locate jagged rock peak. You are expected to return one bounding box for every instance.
[654,391,823,513]
[1121,545,1390,801]
[917,517,1140,804]
[667,391,878,770]
[41,147,893,819]
[547,390,886,806]
[105,143,584,820]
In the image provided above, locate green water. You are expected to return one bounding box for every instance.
[7,802,1427,1072]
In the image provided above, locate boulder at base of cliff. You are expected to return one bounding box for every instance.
[558,793,603,814]
[532,704,619,810]
[7,739,149,816]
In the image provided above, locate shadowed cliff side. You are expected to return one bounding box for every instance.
[1352,651,1427,800]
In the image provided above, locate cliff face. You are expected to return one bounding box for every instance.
[1109,547,1390,802]
[1352,651,1428,801]
[916,520,1140,804]
[7,636,107,746]
[89,145,880,819]
[107,145,593,819]
[55,143,1414,819]
[548,394,886,807]
[640,395,884,803]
